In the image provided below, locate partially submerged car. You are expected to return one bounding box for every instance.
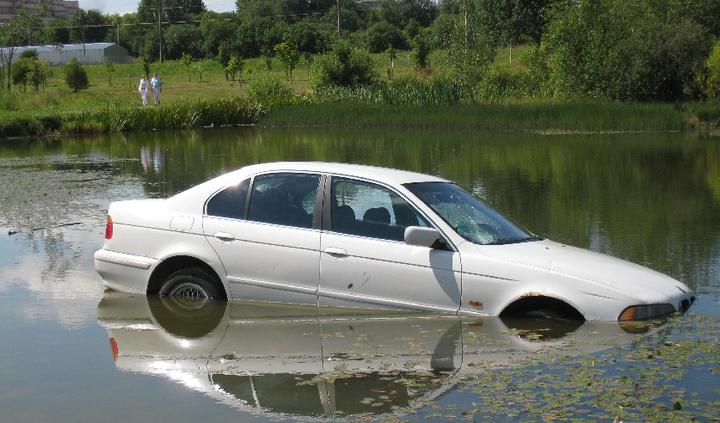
[94,162,694,321]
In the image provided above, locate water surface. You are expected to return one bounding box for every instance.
[1,128,719,421]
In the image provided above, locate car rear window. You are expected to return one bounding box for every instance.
[247,173,320,229]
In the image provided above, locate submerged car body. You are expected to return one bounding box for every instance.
[94,162,694,321]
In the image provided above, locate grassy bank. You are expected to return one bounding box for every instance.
[0,97,266,138]
[2,48,719,137]
[2,98,719,138]
[262,102,703,132]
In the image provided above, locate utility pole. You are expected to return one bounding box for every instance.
[336,0,340,35]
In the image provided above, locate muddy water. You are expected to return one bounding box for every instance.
[1,128,719,422]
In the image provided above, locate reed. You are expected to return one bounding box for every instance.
[262,102,688,132]
[0,97,267,138]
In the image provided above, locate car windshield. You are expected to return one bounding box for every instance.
[405,182,539,245]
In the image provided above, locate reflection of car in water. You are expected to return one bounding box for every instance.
[97,292,664,419]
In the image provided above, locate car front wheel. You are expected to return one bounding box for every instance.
[158,267,225,303]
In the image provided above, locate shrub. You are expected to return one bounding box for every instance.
[64,58,88,92]
[707,40,720,100]
[29,60,52,92]
[11,58,33,90]
[412,33,431,70]
[476,65,537,102]
[247,74,293,102]
[311,40,376,89]
[542,0,712,101]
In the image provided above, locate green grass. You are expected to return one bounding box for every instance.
[0,97,266,138]
[262,102,688,132]
[0,46,717,136]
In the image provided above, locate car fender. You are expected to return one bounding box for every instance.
[151,234,230,294]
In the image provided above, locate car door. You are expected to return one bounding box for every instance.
[318,176,461,313]
[203,172,323,304]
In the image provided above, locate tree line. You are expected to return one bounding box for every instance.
[1,0,719,102]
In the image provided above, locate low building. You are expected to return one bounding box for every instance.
[0,0,79,23]
[1,43,132,66]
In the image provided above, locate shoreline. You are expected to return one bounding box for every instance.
[1,99,718,140]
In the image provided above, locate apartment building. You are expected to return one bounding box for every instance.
[0,0,79,23]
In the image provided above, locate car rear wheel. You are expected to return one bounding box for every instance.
[158,267,224,303]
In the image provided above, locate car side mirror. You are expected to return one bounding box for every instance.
[404,226,444,248]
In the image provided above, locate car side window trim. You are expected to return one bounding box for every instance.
[321,174,456,251]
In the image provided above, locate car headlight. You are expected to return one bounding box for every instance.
[618,304,675,321]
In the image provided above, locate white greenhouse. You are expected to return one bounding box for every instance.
[0,43,132,66]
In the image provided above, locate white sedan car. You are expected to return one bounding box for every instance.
[94,162,694,321]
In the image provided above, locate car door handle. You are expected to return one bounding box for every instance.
[214,231,235,241]
[324,247,348,257]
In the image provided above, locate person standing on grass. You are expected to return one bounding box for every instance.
[150,72,163,105]
[138,75,149,107]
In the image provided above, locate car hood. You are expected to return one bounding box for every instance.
[469,239,690,303]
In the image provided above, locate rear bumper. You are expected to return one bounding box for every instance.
[94,249,158,294]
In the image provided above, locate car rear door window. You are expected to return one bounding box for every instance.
[330,177,428,241]
[247,173,321,229]
[206,179,250,219]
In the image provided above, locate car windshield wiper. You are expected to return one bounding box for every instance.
[485,236,542,245]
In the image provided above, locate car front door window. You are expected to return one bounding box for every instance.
[330,177,429,242]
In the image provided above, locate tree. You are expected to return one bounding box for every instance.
[542,0,712,101]
[46,17,71,44]
[64,58,89,92]
[386,44,397,80]
[380,0,437,28]
[365,21,407,53]
[192,61,208,82]
[70,9,110,44]
[444,3,496,86]
[163,24,204,60]
[274,41,300,79]
[181,53,194,82]
[412,32,430,70]
[200,12,237,58]
[0,8,47,92]
[224,55,243,81]
[138,0,206,23]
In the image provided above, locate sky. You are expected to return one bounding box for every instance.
[78,1,236,15]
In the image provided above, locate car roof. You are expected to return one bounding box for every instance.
[228,162,448,186]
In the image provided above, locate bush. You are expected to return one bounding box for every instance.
[64,58,89,92]
[542,0,712,101]
[476,65,537,102]
[247,74,293,103]
[11,58,33,89]
[707,40,720,100]
[311,40,376,89]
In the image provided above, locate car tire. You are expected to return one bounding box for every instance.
[158,267,225,301]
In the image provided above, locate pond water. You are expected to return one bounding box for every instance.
[1,128,719,422]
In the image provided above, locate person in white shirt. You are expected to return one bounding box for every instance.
[150,73,163,105]
[138,75,148,106]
